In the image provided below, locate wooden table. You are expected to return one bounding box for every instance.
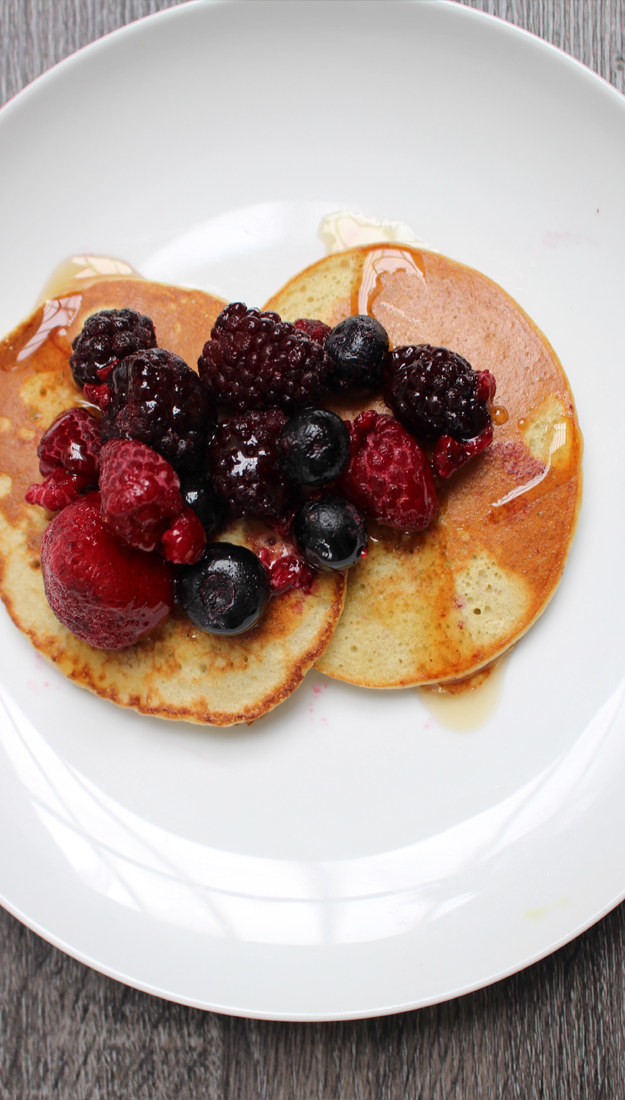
[1,2,624,1096]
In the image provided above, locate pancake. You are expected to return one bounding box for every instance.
[0,277,345,725]
[264,244,583,687]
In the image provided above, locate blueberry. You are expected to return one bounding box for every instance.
[176,543,269,635]
[325,315,389,393]
[293,495,368,571]
[179,473,225,536]
[279,408,350,486]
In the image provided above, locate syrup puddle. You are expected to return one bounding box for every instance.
[418,659,506,731]
[37,254,141,305]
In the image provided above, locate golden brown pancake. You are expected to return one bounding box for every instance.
[0,277,345,725]
[264,244,583,687]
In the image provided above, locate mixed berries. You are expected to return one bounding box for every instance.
[27,304,498,650]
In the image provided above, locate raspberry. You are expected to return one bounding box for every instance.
[37,407,101,478]
[338,411,439,532]
[83,382,111,411]
[41,492,174,649]
[208,410,295,521]
[99,439,184,552]
[161,507,207,565]
[261,552,316,595]
[292,318,332,344]
[102,347,216,472]
[70,309,156,388]
[26,468,93,511]
[432,423,494,479]
[384,344,495,442]
[197,302,332,412]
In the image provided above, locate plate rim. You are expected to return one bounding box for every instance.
[1,0,624,1020]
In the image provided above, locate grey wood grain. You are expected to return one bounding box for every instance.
[1,2,625,1098]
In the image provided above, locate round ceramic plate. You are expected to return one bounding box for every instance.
[1,0,624,1020]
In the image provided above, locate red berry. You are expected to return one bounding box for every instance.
[292,318,332,344]
[432,422,494,479]
[41,492,174,649]
[37,407,102,478]
[25,468,93,511]
[99,439,183,552]
[338,411,439,532]
[161,507,207,564]
[255,547,316,594]
[83,382,111,411]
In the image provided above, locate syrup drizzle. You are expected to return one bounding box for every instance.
[37,254,141,305]
[489,420,571,522]
[353,246,426,316]
[15,295,82,365]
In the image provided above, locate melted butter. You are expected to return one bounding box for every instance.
[489,419,572,522]
[319,210,432,255]
[419,659,506,731]
[37,254,141,305]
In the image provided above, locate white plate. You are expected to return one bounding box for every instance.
[1,0,624,1021]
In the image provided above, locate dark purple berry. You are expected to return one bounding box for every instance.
[197,302,332,412]
[70,309,156,388]
[179,473,225,537]
[279,408,349,486]
[384,344,494,443]
[176,543,269,635]
[101,348,216,472]
[325,314,389,393]
[208,409,296,521]
[294,495,368,571]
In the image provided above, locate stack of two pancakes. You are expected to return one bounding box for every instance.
[0,245,582,725]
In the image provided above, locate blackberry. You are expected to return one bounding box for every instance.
[197,302,332,412]
[208,409,296,521]
[176,543,269,635]
[101,348,217,472]
[294,495,368,571]
[325,314,389,393]
[69,309,156,388]
[384,344,494,443]
[279,408,350,486]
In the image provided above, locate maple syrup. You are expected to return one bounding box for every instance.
[352,246,426,317]
[37,254,140,305]
[489,419,572,523]
[418,659,506,731]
